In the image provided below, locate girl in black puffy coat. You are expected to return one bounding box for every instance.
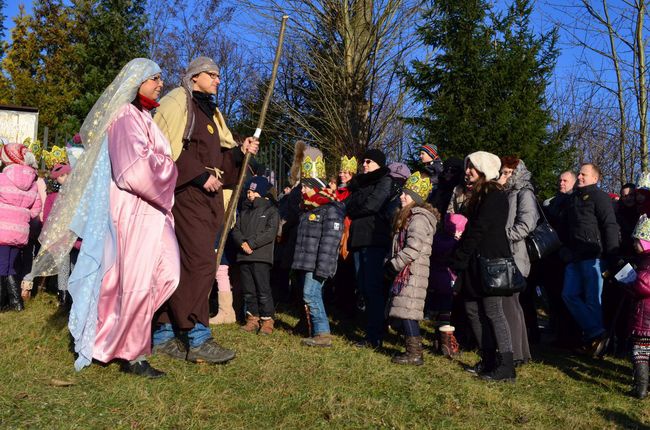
[292,178,345,347]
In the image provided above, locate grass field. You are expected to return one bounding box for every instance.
[0,294,648,429]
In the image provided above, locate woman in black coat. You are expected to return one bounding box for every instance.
[449,151,515,382]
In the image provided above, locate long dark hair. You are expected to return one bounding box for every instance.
[466,169,503,215]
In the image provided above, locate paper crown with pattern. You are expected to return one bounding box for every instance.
[403,171,433,201]
[637,171,650,190]
[23,138,42,163]
[340,155,357,173]
[42,145,69,169]
[634,214,650,242]
[302,155,327,179]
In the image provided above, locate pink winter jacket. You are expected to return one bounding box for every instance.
[0,164,42,246]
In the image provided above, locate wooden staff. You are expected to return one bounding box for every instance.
[216,15,289,265]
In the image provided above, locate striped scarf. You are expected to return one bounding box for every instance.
[391,218,412,296]
[302,187,337,209]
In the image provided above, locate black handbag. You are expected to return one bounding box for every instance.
[478,256,526,296]
[525,199,562,261]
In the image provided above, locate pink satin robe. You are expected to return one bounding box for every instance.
[93,103,180,363]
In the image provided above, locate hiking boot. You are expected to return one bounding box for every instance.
[186,338,236,364]
[152,338,188,361]
[392,336,424,366]
[301,334,333,347]
[590,334,609,359]
[439,325,460,359]
[481,352,516,382]
[259,318,274,335]
[241,314,260,333]
[122,360,165,379]
[5,275,23,312]
[466,349,497,375]
[631,361,649,400]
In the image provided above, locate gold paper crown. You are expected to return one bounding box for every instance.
[42,145,69,169]
[302,155,326,179]
[637,172,650,190]
[23,138,42,162]
[404,171,433,201]
[634,214,650,241]
[340,155,357,173]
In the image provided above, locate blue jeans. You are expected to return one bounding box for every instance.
[562,259,605,340]
[354,247,388,345]
[153,323,212,348]
[302,272,330,336]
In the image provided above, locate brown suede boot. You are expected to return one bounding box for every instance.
[259,318,274,335]
[392,336,424,366]
[301,334,333,347]
[241,314,260,333]
[439,325,460,359]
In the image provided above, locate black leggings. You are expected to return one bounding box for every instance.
[465,296,513,353]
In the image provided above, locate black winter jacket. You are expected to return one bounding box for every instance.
[345,167,393,250]
[292,201,345,279]
[231,197,279,264]
[565,184,620,262]
[449,186,511,300]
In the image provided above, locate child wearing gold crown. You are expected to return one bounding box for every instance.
[628,215,650,399]
[384,172,439,365]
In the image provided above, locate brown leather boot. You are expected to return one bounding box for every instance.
[301,334,333,347]
[439,325,460,359]
[259,318,274,335]
[241,314,260,333]
[391,336,424,366]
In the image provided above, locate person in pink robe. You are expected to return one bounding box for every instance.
[92,70,180,378]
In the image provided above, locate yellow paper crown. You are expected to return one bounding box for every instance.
[43,145,69,169]
[23,137,42,162]
[302,155,326,179]
[403,171,433,201]
[340,155,357,173]
[634,214,650,242]
[637,172,650,190]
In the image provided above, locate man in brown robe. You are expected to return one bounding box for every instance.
[152,57,259,363]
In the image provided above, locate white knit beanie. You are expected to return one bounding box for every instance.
[465,151,501,181]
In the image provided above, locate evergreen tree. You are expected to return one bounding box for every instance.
[404,0,569,196]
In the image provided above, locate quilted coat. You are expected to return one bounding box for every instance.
[0,164,42,246]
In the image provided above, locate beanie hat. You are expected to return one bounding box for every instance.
[465,151,501,181]
[387,162,411,180]
[0,143,36,168]
[51,163,72,179]
[247,176,272,197]
[420,144,440,161]
[362,148,386,167]
[182,56,220,91]
[444,213,468,236]
[403,171,433,204]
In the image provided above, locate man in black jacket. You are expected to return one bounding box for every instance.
[561,163,620,355]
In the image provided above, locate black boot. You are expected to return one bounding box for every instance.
[57,290,72,311]
[391,336,424,366]
[0,276,7,311]
[467,349,497,375]
[122,360,165,378]
[631,361,649,400]
[6,275,24,312]
[481,351,516,382]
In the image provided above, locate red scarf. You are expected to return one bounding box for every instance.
[302,187,337,209]
[137,93,160,111]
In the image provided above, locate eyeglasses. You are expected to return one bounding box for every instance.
[363,159,374,165]
[149,75,163,83]
[203,71,220,80]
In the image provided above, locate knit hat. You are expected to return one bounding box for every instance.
[182,56,220,91]
[51,163,72,179]
[362,148,386,167]
[465,151,501,181]
[403,171,433,204]
[636,172,650,190]
[0,143,36,168]
[247,176,272,197]
[420,144,440,161]
[387,162,411,180]
[444,213,468,236]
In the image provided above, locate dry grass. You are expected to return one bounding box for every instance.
[0,294,648,429]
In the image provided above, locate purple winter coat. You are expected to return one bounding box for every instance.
[630,256,650,338]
